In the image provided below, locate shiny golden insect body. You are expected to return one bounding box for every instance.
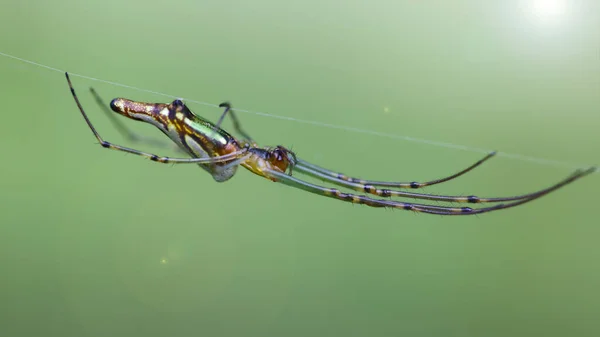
[66,73,595,215]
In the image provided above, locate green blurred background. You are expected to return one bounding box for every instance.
[1,0,599,336]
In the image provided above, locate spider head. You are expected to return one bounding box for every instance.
[267,146,297,174]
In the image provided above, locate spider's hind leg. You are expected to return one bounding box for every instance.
[217,102,255,143]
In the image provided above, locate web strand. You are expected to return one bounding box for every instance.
[0,50,595,172]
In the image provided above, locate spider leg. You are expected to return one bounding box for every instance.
[264,167,595,215]
[296,151,496,189]
[89,87,179,150]
[67,72,247,164]
[293,162,586,204]
[217,153,253,171]
[216,102,255,143]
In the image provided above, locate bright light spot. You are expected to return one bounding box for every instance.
[530,0,566,20]
[383,107,390,114]
[160,258,168,265]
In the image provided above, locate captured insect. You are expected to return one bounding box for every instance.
[66,73,595,215]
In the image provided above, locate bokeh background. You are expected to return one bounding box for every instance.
[1,0,599,336]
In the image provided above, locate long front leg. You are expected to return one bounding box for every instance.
[293,162,589,204]
[296,152,496,189]
[216,102,255,143]
[264,167,595,215]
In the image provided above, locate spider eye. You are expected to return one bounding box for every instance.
[273,146,294,163]
[271,149,283,161]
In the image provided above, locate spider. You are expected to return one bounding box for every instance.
[65,73,595,215]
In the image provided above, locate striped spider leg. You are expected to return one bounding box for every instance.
[296,151,498,189]
[215,102,254,143]
[265,164,595,215]
[291,159,585,205]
